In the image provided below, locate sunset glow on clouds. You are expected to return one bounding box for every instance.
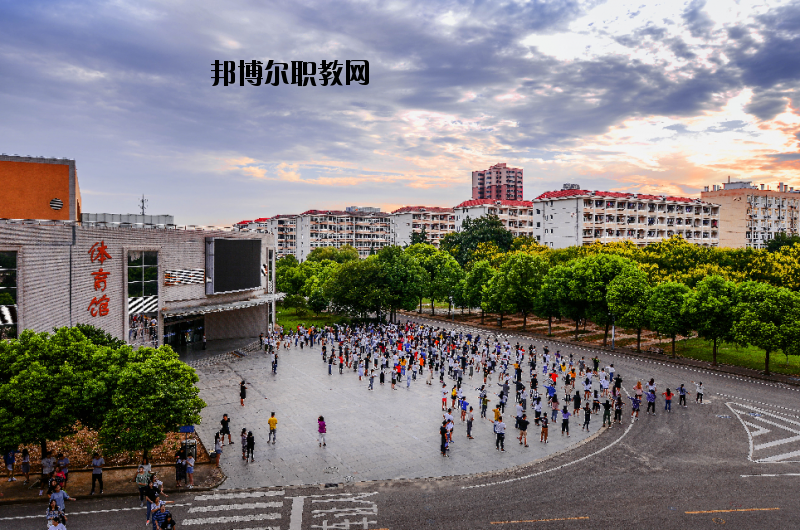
[1,0,799,224]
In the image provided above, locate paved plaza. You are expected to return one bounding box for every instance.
[194,338,596,489]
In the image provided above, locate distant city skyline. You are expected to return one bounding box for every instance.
[1,0,798,225]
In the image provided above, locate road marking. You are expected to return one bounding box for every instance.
[0,504,193,521]
[195,490,284,501]
[685,508,779,514]
[188,501,283,513]
[741,473,800,477]
[289,496,306,530]
[227,527,279,530]
[727,403,800,463]
[491,516,590,524]
[183,513,282,525]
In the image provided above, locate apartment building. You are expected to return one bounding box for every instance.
[471,163,524,201]
[235,216,298,259]
[295,209,391,261]
[390,206,456,248]
[700,181,799,248]
[453,199,535,238]
[532,188,720,248]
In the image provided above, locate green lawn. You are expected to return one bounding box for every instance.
[276,306,350,330]
[673,338,800,376]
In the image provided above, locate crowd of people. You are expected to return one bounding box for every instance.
[258,320,708,459]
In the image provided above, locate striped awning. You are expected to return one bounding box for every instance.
[0,305,16,325]
[162,294,281,319]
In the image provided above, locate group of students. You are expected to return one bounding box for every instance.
[280,320,710,459]
[135,461,178,529]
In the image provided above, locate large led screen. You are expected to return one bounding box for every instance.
[211,239,262,293]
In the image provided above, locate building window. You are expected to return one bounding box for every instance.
[0,251,17,340]
[128,250,159,347]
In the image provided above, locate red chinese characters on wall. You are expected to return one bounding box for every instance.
[87,241,112,317]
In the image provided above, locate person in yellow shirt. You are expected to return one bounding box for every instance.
[268,412,278,445]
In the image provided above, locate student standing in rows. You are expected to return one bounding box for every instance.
[677,384,689,407]
[663,388,674,413]
[517,414,529,447]
[693,381,704,404]
[602,400,612,427]
[466,406,475,439]
[540,415,549,443]
[494,416,506,451]
[645,390,656,415]
[440,421,449,457]
[582,403,592,431]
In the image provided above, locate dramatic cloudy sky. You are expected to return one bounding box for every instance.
[2,0,799,225]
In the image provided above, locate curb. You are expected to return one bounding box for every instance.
[0,466,227,506]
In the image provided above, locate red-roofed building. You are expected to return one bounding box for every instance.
[389,206,455,248]
[453,199,536,238]
[472,163,524,201]
[531,185,720,248]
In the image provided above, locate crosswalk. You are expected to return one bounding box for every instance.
[181,489,288,527]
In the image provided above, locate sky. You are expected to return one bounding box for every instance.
[1,0,799,226]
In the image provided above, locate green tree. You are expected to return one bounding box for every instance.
[682,275,736,366]
[607,267,651,352]
[74,323,127,349]
[646,282,692,358]
[540,264,583,339]
[282,293,307,315]
[482,271,514,328]
[732,282,798,375]
[375,246,426,322]
[406,244,461,315]
[533,274,561,336]
[440,215,513,266]
[275,255,300,294]
[410,227,429,246]
[99,346,205,457]
[766,233,800,253]
[306,245,359,263]
[463,260,495,324]
[308,288,328,315]
[494,253,549,330]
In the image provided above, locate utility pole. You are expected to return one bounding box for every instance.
[138,195,148,216]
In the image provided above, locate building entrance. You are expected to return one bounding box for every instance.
[164,315,205,352]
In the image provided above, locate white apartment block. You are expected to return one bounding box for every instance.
[453,199,535,238]
[531,188,720,248]
[236,216,297,259]
[390,206,456,248]
[295,209,391,261]
[700,181,799,249]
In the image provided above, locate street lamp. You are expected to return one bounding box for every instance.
[609,311,616,350]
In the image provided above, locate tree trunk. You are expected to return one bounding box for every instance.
[431,298,435,316]
[712,338,717,366]
[499,313,503,328]
[41,439,48,457]
[522,312,527,330]
[671,335,676,358]
[419,298,422,313]
[481,308,485,325]
[636,328,641,352]
[448,301,452,318]
[548,315,552,335]
[575,319,580,341]
[765,349,771,376]
[603,321,610,347]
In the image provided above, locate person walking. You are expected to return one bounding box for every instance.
[268,412,278,444]
[494,416,506,451]
[318,416,327,447]
[220,414,233,445]
[246,431,255,462]
[89,452,104,495]
[214,433,223,467]
[185,453,195,488]
[240,428,248,460]
[240,381,248,407]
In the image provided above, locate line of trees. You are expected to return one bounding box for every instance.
[276,215,800,375]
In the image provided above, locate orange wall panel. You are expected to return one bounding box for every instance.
[0,161,71,220]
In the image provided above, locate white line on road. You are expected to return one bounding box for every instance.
[183,513,281,525]
[0,503,193,521]
[194,490,285,501]
[741,473,800,477]
[289,496,306,530]
[188,501,283,513]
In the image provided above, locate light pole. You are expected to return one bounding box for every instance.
[609,311,616,350]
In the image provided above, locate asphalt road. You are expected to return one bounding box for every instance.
[4,318,800,529]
